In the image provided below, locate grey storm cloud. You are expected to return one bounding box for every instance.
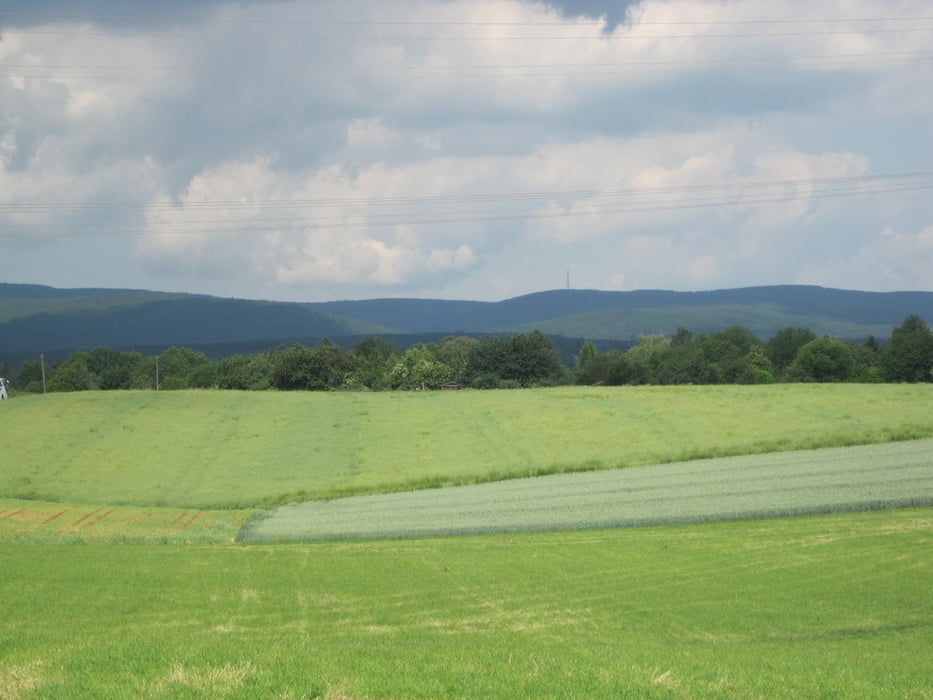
[3,0,642,29]
[544,0,641,28]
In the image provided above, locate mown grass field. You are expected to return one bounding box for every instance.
[2,384,931,508]
[0,499,250,544]
[1,385,931,698]
[1,510,930,699]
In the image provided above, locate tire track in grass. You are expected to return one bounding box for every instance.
[15,508,72,541]
[239,438,933,542]
[61,508,102,533]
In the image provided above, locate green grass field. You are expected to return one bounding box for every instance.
[1,385,931,698]
[1,510,930,699]
[2,384,931,508]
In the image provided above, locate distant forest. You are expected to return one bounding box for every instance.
[4,315,931,394]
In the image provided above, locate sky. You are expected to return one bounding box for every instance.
[1,0,932,302]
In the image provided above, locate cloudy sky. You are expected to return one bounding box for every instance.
[1,0,932,302]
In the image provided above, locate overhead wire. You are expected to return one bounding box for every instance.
[7,25,933,41]
[4,50,932,81]
[3,173,932,239]
[5,172,933,213]
[3,12,933,26]
[3,11,932,40]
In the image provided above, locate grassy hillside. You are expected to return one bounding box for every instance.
[1,509,930,698]
[2,385,931,509]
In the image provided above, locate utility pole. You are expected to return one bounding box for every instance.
[155,356,160,391]
[40,353,47,394]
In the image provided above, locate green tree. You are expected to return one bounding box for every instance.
[187,362,219,389]
[435,336,478,385]
[881,315,933,382]
[766,327,817,378]
[850,339,883,383]
[741,345,775,384]
[158,347,209,389]
[85,348,140,390]
[604,350,648,385]
[130,356,157,389]
[349,336,398,390]
[626,335,673,383]
[390,344,453,390]
[48,355,95,392]
[575,341,600,384]
[13,360,45,393]
[306,340,356,390]
[269,341,356,391]
[216,354,272,390]
[785,337,855,382]
[716,326,762,356]
[270,344,318,390]
[507,331,565,386]
[464,332,564,388]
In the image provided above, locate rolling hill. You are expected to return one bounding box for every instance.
[0,283,930,365]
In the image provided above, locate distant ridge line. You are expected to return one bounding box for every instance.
[0,283,930,361]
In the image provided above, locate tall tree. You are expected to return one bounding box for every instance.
[881,315,933,382]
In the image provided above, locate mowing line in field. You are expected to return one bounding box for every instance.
[239,438,933,542]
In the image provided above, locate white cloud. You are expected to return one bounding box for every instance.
[798,225,933,291]
[1,0,932,299]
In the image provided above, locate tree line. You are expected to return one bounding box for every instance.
[3,316,932,394]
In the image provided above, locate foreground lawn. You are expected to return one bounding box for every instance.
[1,509,930,699]
[2,384,931,508]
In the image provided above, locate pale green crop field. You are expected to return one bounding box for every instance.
[2,384,931,508]
[241,438,933,541]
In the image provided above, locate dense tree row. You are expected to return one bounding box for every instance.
[4,316,931,394]
[576,315,933,385]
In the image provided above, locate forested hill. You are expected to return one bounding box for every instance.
[1,283,931,360]
[0,286,387,355]
[308,286,933,334]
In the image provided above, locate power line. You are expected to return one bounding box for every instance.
[3,12,932,27]
[9,27,933,41]
[5,172,931,213]
[4,50,931,81]
[3,174,931,239]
